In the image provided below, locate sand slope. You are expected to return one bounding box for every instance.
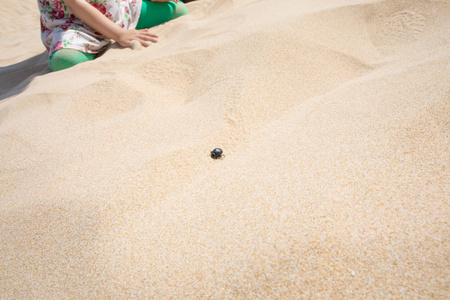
[1,0,449,298]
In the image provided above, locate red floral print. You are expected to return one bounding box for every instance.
[38,0,143,56]
[53,1,62,10]
[51,9,65,19]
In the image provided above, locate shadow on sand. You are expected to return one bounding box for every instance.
[0,52,49,101]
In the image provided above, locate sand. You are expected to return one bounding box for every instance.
[0,0,449,298]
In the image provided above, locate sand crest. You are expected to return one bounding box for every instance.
[1,0,449,298]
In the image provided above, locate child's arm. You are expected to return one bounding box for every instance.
[64,0,158,47]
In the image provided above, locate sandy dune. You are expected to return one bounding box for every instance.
[1,0,449,298]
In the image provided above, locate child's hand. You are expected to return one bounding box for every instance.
[150,0,179,3]
[116,29,159,48]
[64,0,159,48]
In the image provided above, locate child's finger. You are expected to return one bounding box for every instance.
[138,29,159,38]
[138,34,159,44]
[137,38,154,47]
[144,33,159,39]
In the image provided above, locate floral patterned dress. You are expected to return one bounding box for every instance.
[38,0,142,57]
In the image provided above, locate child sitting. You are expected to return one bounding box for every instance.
[38,0,188,71]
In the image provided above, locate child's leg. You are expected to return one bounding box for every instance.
[172,2,189,20]
[49,49,96,72]
[136,1,188,30]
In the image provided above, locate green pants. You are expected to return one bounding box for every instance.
[49,1,188,72]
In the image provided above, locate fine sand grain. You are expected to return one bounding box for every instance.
[1,0,449,298]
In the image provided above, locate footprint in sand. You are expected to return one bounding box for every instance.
[129,53,206,106]
[68,79,144,122]
[379,9,427,44]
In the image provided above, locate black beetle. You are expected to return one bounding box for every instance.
[211,148,224,159]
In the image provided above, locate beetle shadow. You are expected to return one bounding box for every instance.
[0,51,50,102]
